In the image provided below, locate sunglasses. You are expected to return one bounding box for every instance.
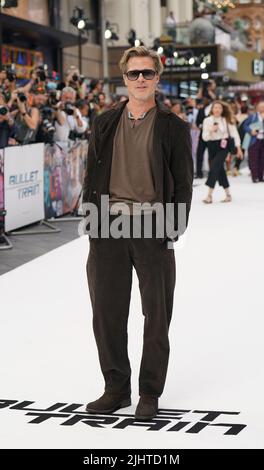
[125,69,157,81]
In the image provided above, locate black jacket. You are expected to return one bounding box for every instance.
[0,121,16,149]
[82,99,193,243]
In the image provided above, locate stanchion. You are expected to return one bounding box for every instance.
[47,189,83,223]
[0,209,13,250]
[7,219,61,236]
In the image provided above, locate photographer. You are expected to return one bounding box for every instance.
[10,90,40,145]
[54,87,87,143]
[0,66,17,102]
[171,100,188,121]
[86,91,100,124]
[30,93,56,145]
[65,66,86,99]
[185,98,199,128]
[0,95,17,148]
[89,78,104,97]
[197,79,217,102]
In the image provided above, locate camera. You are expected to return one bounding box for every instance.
[0,106,8,116]
[41,106,54,120]
[36,65,47,82]
[72,73,79,82]
[186,106,193,115]
[48,90,58,107]
[68,130,79,141]
[17,92,27,103]
[38,106,56,144]
[68,129,86,141]
[64,102,75,116]
[43,119,55,134]
[6,70,16,82]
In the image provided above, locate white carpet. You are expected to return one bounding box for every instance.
[0,171,263,449]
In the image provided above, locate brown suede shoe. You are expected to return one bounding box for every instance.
[135,394,159,420]
[86,391,131,414]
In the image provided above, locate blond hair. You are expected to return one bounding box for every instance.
[119,46,164,75]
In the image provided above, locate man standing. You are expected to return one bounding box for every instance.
[82,47,193,420]
[165,11,177,42]
[54,87,87,143]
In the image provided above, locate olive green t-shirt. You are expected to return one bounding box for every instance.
[109,105,158,215]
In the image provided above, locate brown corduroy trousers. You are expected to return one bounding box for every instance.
[86,214,176,398]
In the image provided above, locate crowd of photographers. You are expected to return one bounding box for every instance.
[0,64,225,152]
[0,64,259,181]
[0,64,114,149]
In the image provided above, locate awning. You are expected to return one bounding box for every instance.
[0,12,88,48]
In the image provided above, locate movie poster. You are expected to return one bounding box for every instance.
[44,141,88,219]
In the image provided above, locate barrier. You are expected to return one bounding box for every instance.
[0,150,3,218]
[0,149,13,250]
[0,139,88,238]
[44,140,88,219]
[4,143,45,232]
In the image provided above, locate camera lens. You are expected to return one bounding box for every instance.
[18,93,27,103]
[64,102,75,115]
[0,106,8,116]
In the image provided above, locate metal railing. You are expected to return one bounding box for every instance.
[162,22,191,46]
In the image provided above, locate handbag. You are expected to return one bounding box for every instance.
[226,122,237,155]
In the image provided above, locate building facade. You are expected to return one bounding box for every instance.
[225,0,264,52]
[0,0,102,79]
[104,0,193,47]
[0,0,194,80]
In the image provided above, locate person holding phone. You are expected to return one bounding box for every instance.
[243,101,264,182]
[202,100,242,204]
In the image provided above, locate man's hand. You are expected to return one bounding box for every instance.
[55,101,64,111]
[31,71,38,82]
[73,106,79,118]
[73,107,83,127]
[10,90,18,102]
[8,137,17,146]
[54,101,66,126]
[251,129,258,136]
[17,96,26,114]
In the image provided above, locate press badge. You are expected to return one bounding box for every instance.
[220,139,228,149]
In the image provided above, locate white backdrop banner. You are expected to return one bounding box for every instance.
[4,143,45,232]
